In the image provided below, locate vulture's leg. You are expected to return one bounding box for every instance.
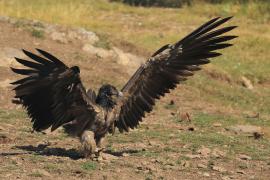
[95,136,105,151]
[95,135,105,156]
[80,130,96,158]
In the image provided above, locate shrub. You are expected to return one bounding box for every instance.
[110,0,269,8]
[111,0,192,8]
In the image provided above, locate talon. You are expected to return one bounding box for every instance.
[95,147,105,153]
[94,147,105,157]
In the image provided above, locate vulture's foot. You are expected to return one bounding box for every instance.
[80,131,96,159]
[95,136,105,160]
[95,136,105,157]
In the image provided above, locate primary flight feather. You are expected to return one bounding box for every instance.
[11,17,237,158]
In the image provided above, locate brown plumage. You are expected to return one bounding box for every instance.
[11,17,237,158]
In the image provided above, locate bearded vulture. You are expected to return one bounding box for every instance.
[11,17,237,158]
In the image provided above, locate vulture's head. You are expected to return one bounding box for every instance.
[96,84,123,109]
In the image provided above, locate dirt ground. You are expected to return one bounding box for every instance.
[0,19,269,180]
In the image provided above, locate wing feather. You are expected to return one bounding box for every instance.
[11,49,98,132]
[116,17,237,132]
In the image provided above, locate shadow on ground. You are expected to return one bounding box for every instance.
[104,148,142,157]
[12,144,83,160]
[0,143,143,160]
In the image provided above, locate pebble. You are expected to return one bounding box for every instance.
[239,154,252,160]
[236,170,246,174]
[197,163,207,169]
[197,146,211,157]
[212,165,227,173]
[213,123,222,127]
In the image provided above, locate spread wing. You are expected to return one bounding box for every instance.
[116,17,237,132]
[11,49,99,132]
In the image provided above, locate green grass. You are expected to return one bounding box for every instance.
[134,149,161,157]
[28,154,45,163]
[29,172,43,177]
[191,112,270,128]
[186,73,270,115]
[44,164,58,172]
[0,109,28,124]
[81,161,97,171]
[31,28,45,38]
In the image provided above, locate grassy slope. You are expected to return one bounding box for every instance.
[0,1,269,116]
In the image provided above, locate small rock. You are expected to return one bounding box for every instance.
[185,154,201,159]
[148,140,160,146]
[180,112,192,122]
[3,174,13,178]
[227,125,263,138]
[122,153,129,157]
[0,79,12,88]
[236,170,246,174]
[150,159,158,163]
[82,44,114,59]
[36,169,51,177]
[203,172,210,177]
[97,155,104,162]
[246,112,260,119]
[212,149,226,158]
[101,153,118,161]
[197,146,211,157]
[241,76,253,90]
[197,163,207,169]
[115,169,121,173]
[179,160,190,168]
[212,165,227,173]
[213,123,222,127]
[183,144,190,149]
[164,164,174,170]
[239,154,252,160]
[0,47,26,67]
[178,126,186,131]
[221,176,230,180]
[50,32,68,43]
[72,28,99,44]
[165,162,176,166]
[112,47,145,75]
